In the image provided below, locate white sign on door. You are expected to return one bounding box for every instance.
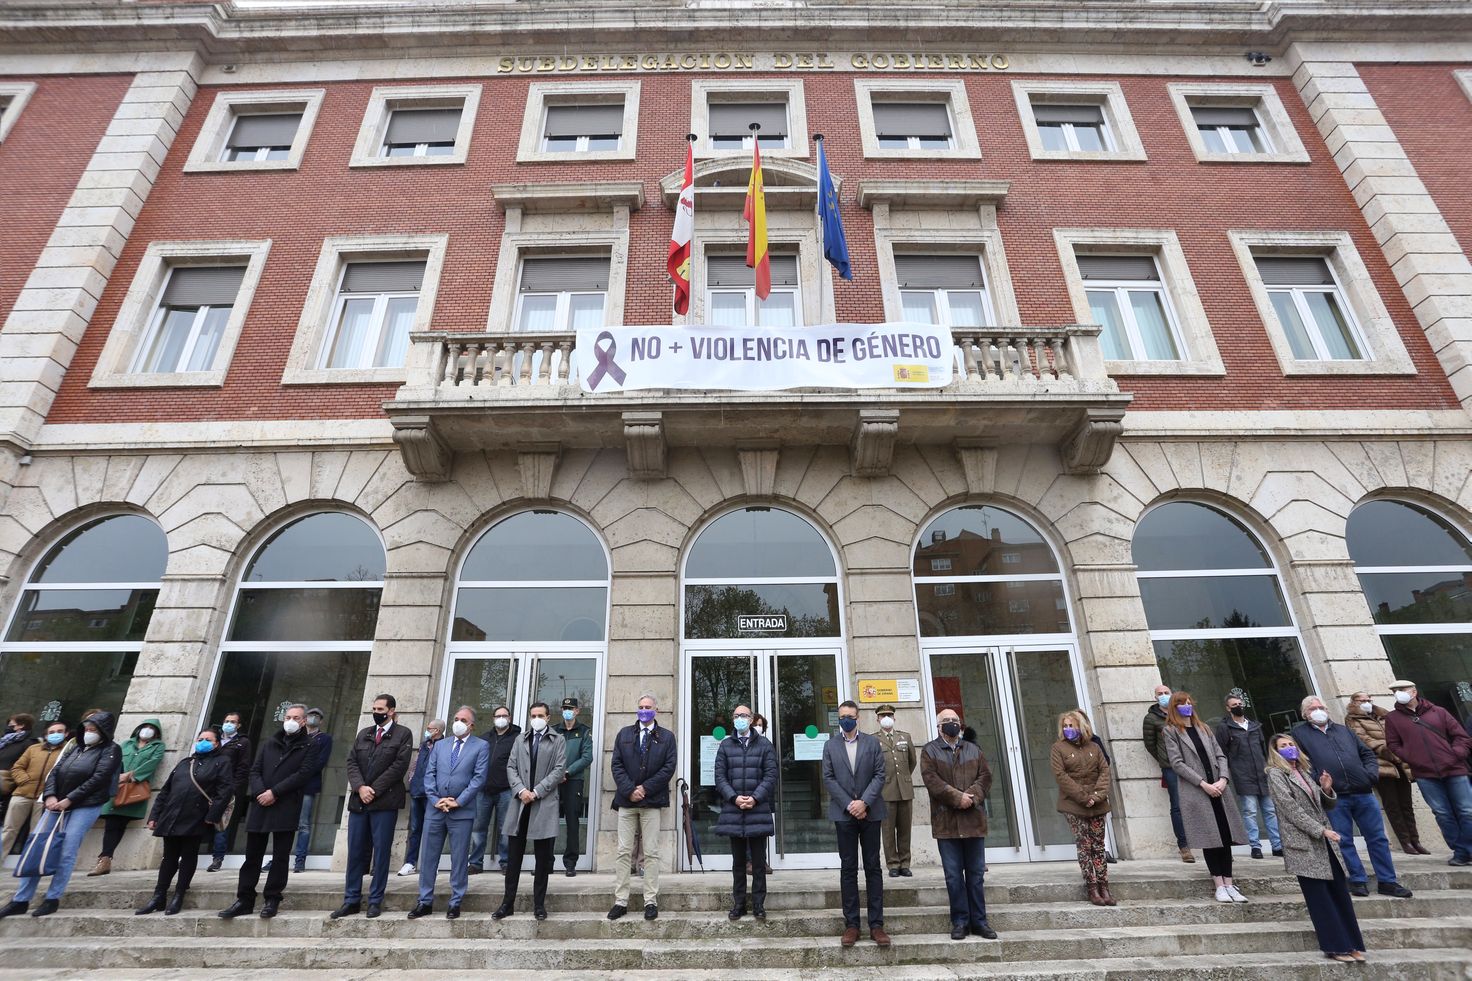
[793,731,829,761]
[699,735,721,784]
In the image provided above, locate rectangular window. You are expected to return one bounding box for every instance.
[1191,105,1270,155]
[515,255,610,332]
[383,107,461,158]
[1255,256,1365,360]
[542,103,624,152]
[895,254,991,327]
[321,260,424,369]
[1078,255,1185,361]
[706,254,800,327]
[223,112,301,162]
[708,101,788,150]
[930,558,953,571]
[873,102,953,150]
[132,266,246,374]
[1033,103,1112,153]
[1001,553,1021,564]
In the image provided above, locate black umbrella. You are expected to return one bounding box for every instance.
[676,777,705,871]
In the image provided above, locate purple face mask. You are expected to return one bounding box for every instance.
[1177,704,1194,718]
[1062,726,1079,741]
[637,708,656,724]
[1278,745,1299,761]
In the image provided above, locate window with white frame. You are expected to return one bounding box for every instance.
[382,106,461,158]
[1033,103,1113,153]
[708,101,789,150]
[0,83,35,143]
[706,254,800,327]
[1191,105,1270,155]
[132,265,246,374]
[542,103,623,152]
[1078,255,1187,361]
[223,112,301,162]
[873,102,953,150]
[515,255,609,332]
[895,254,992,327]
[1254,256,1366,361]
[320,260,424,369]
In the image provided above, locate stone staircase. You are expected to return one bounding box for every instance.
[0,855,1469,978]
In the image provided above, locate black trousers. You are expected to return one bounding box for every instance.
[503,805,554,911]
[729,835,769,911]
[155,834,202,894]
[559,779,583,869]
[100,814,134,858]
[1299,849,1364,954]
[835,817,884,929]
[237,830,293,903]
[1202,794,1235,877]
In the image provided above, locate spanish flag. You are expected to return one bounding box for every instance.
[743,138,771,300]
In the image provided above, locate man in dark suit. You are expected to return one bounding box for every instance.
[820,699,889,948]
[409,705,488,920]
[333,693,413,919]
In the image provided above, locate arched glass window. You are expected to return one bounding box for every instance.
[683,506,840,639]
[0,514,166,725]
[1134,501,1313,735]
[1348,499,1472,720]
[205,511,385,863]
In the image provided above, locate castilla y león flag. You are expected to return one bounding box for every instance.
[668,139,695,315]
[743,139,771,300]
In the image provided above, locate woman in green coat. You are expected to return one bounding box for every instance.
[89,718,165,876]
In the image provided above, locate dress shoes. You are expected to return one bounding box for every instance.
[534,907,547,920]
[135,891,167,915]
[206,859,223,872]
[870,926,892,948]
[897,867,912,876]
[31,899,58,918]
[218,900,253,919]
[840,925,860,946]
[260,900,279,918]
[645,904,659,920]
[366,904,381,918]
[492,903,513,920]
[406,903,433,919]
[1377,882,1413,898]
[752,907,765,921]
[608,904,628,920]
[1348,882,1369,897]
[972,922,998,940]
[446,905,461,919]
[1250,847,1263,859]
[0,901,27,918]
[950,924,969,940]
[728,904,746,921]
[330,902,361,919]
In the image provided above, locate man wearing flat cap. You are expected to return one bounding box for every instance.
[557,697,594,877]
[874,704,918,877]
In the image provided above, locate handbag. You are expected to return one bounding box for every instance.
[113,778,150,808]
[188,760,234,832]
[14,810,66,879]
[0,770,14,796]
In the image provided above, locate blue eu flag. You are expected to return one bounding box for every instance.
[816,138,852,280]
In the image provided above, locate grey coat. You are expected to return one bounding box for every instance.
[503,728,566,841]
[1266,766,1347,880]
[1163,723,1247,849]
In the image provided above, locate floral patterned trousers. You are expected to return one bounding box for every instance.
[1066,813,1108,885]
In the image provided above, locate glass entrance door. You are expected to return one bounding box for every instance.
[685,647,843,869]
[927,644,1090,862]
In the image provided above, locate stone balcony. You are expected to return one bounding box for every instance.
[384,324,1130,482]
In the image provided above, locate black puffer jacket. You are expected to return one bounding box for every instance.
[713,733,778,838]
[149,750,234,837]
[245,727,316,833]
[44,711,123,808]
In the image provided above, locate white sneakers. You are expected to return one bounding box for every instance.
[1226,885,1249,903]
[1215,886,1233,903]
[396,863,416,877]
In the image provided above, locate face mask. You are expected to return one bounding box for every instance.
[530,717,548,733]
[879,716,895,730]
[733,717,750,732]
[940,721,962,738]
[1062,726,1080,741]
[371,712,389,727]
[838,716,857,733]
[424,730,434,741]
[1308,709,1329,725]
[1356,701,1374,713]
[307,716,323,728]
[1278,745,1300,762]
[1394,690,1412,705]
[195,740,216,754]
[562,709,576,722]
[494,717,509,730]
[221,723,237,736]
[1177,704,1193,718]
[1228,706,1245,717]
[283,719,302,735]
[637,708,656,724]
[46,733,64,746]
[1156,694,1171,708]
[753,725,765,737]
[138,727,155,741]
[83,731,100,746]
[452,720,470,738]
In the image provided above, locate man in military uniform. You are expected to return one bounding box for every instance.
[556,697,594,877]
[874,704,918,877]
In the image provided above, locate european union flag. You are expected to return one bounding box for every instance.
[816,138,852,280]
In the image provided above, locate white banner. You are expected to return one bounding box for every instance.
[575,322,953,393]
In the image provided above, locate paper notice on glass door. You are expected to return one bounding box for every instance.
[700,735,721,784]
[793,732,829,761]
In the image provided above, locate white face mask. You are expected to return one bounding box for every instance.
[753,725,765,737]
[1356,701,1375,713]
[283,719,302,735]
[494,717,510,729]
[137,727,155,741]
[529,717,548,733]
[1308,709,1329,725]
[83,731,100,746]
[879,716,895,731]
[1394,690,1413,705]
[452,720,470,738]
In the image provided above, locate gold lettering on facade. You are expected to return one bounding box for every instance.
[774,53,794,69]
[733,54,755,69]
[991,54,1009,70]
[493,53,1009,74]
[851,54,869,68]
[714,53,732,69]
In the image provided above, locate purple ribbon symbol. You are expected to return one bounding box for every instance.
[586,330,627,390]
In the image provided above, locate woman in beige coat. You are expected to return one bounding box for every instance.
[1265,732,1365,963]
[1050,710,1113,906]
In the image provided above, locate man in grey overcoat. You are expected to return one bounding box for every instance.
[493,701,566,921]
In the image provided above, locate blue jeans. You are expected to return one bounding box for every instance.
[291,792,317,865]
[937,836,988,929]
[404,796,428,867]
[1327,791,1398,885]
[1162,768,1188,848]
[416,810,472,907]
[469,789,511,869]
[1238,793,1282,851]
[344,809,397,906]
[12,803,105,904]
[1414,775,1472,859]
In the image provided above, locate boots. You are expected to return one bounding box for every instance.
[87,856,112,877]
[135,891,167,915]
[165,890,186,916]
[1412,839,1431,855]
[1098,881,1118,906]
[1087,883,1107,906]
[1178,847,1195,864]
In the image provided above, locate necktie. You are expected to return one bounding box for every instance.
[374,727,382,746]
[639,727,648,755]
[530,732,541,772]
[450,738,462,770]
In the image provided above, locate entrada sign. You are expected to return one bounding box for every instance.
[738,614,788,633]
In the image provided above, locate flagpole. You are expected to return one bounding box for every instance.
[814,132,826,275]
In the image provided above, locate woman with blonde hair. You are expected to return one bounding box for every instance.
[1162,691,1249,902]
[1050,709,1113,906]
[1264,731,1365,963]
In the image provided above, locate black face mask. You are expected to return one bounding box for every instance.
[1229,706,1246,717]
[371,712,389,726]
[941,721,962,738]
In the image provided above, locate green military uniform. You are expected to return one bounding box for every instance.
[874,705,918,874]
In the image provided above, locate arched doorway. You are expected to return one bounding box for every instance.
[680,506,845,869]
[439,509,609,871]
[914,504,1090,863]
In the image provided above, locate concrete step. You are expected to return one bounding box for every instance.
[0,918,1467,970]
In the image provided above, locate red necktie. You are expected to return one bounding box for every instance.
[374,727,382,745]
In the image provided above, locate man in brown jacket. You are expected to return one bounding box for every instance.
[874,703,917,877]
[920,708,996,941]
